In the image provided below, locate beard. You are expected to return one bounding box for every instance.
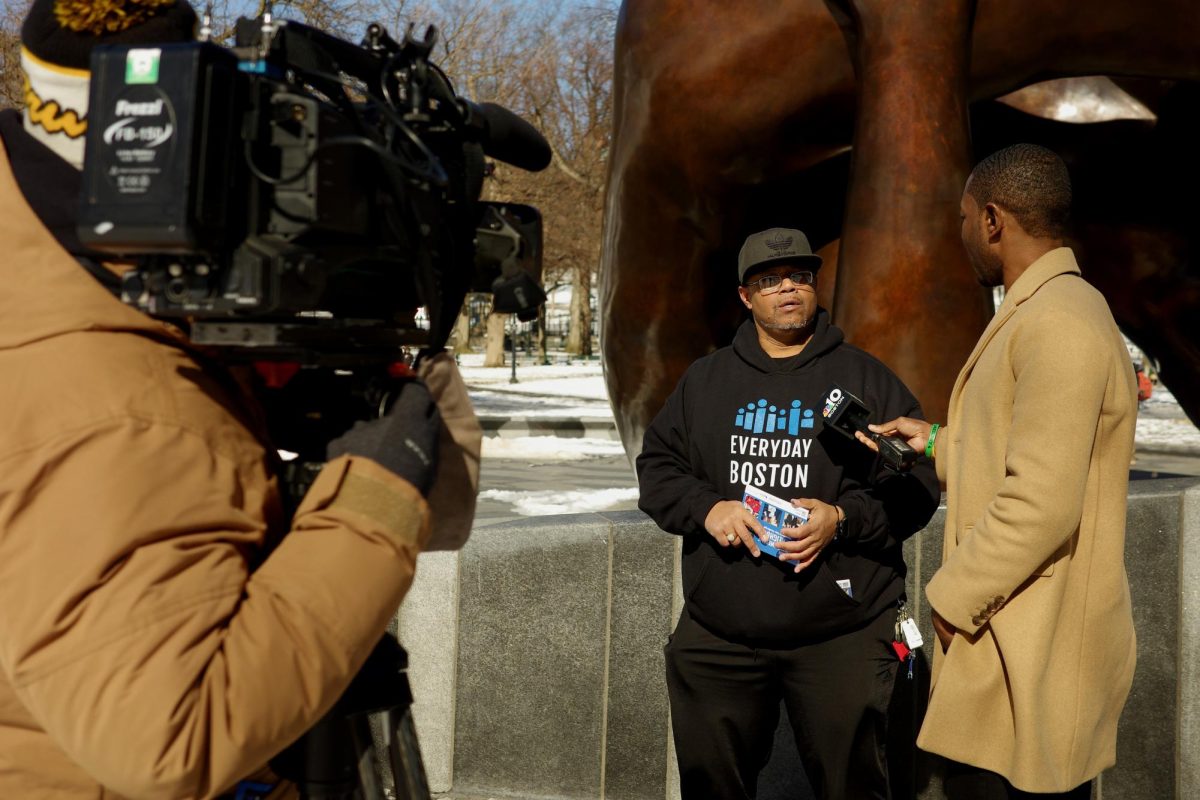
[757,311,812,332]
[967,242,1003,288]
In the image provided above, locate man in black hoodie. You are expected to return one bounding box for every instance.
[637,227,940,800]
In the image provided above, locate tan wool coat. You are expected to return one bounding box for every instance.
[918,248,1138,793]
[0,142,435,797]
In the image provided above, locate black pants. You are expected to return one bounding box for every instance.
[664,609,899,800]
[943,762,1092,800]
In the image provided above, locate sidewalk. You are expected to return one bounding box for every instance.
[460,352,614,419]
[461,354,636,525]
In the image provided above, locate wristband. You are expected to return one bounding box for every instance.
[925,423,940,459]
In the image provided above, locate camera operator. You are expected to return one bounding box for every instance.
[0,1,478,796]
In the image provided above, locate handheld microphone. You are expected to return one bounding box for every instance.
[821,385,919,472]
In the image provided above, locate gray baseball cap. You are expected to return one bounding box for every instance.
[737,228,823,283]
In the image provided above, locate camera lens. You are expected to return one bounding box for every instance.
[165,277,189,303]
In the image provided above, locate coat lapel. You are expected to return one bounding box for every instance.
[947,248,1083,421]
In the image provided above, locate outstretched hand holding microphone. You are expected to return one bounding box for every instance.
[854,416,937,461]
[855,414,956,651]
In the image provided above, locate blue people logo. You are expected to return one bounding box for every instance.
[733,398,815,435]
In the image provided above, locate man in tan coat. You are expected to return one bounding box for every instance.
[864,144,1137,798]
[0,1,479,797]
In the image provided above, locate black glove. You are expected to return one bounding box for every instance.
[325,380,441,496]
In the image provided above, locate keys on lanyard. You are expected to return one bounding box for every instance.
[892,601,923,680]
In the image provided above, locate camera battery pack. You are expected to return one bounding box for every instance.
[79,42,241,254]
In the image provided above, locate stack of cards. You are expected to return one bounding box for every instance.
[742,484,809,559]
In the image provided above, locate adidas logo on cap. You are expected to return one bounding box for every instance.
[737,227,822,283]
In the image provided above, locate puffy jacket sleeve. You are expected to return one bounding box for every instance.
[834,378,941,553]
[636,368,723,536]
[0,418,429,799]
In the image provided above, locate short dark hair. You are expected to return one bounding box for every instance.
[966,144,1072,238]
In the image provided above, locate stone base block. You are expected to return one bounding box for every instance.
[395,479,1200,799]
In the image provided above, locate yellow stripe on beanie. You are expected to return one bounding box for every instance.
[23,75,87,139]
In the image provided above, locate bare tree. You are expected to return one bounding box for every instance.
[501,2,614,357]
[483,304,508,367]
[0,0,618,366]
[0,1,30,111]
[391,0,619,362]
[384,0,615,362]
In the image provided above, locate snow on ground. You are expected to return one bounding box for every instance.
[464,356,631,515]
[1134,386,1200,451]
[481,435,626,459]
[464,355,1200,455]
[469,390,612,419]
[478,487,640,516]
[458,353,607,396]
[464,353,1200,517]
[461,353,613,420]
[1136,415,1200,451]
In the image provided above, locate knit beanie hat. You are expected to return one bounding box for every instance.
[20,0,197,168]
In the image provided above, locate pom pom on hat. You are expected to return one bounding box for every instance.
[22,0,197,71]
[54,0,181,36]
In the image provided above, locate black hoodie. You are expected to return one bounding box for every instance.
[637,310,940,643]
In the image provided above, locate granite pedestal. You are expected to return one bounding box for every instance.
[396,479,1200,799]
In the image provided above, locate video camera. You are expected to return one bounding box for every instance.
[77,13,550,366]
[73,17,553,794]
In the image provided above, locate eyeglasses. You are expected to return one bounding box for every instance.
[744,271,815,293]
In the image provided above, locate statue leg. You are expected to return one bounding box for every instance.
[600,158,733,457]
[826,0,992,422]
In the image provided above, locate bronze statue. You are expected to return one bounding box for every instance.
[601,0,1200,456]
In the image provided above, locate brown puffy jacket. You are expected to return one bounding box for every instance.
[0,135,436,796]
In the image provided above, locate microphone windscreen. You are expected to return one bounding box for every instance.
[474,102,552,172]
